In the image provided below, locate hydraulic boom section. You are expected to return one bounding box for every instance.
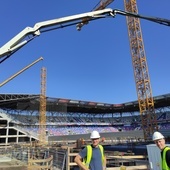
[0,8,114,60]
[0,7,169,62]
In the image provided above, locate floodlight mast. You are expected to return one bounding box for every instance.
[0,8,114,60]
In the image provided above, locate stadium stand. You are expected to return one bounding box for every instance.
[0,93,170,145]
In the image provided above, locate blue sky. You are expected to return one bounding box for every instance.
[0,1,170,104]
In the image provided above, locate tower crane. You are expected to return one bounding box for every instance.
[77,0,158,141]
[77,0,170,140]
[39,67,47,145]
[91,0,164,141]
[123,0,158,140]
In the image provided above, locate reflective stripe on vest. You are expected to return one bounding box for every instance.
[162,147,170,170]
[83,144,104,168]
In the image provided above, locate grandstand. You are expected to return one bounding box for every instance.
[0,93,170,145]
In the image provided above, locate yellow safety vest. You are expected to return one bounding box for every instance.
[162,147,170,170]
[83,144,104,168]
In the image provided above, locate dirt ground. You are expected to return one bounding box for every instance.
[0,158,27,170]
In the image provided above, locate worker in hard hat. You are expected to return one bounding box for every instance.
[152,131,170,170]
[74,130,106,170]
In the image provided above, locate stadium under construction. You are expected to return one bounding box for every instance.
[0,93,170,169]
[0,93,170,144]
[0,1,170,169]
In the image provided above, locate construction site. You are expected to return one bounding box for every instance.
[0,0,170,170]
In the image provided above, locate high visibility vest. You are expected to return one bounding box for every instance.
[83,144,104,168]
[162,147,170,170]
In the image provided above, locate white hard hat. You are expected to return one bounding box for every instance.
[90,130,100,139]
[152,131,164,141]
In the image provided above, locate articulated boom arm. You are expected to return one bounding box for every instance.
[0,8,169,61]
[113,9,170,26]
[0,8,114,59]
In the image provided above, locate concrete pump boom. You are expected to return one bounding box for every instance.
[0,8,169,61]
[0,8,114,60]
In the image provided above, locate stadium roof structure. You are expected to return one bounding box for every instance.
[0,93,170,114]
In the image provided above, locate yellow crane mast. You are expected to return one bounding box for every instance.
[124,0,158,140]
[77,0,159,140]
[39,67,47,144]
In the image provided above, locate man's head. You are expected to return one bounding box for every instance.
[90,130,100,147]
[152,131,165,150]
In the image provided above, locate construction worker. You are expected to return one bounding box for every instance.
[152,131,170,170]
[74,130,106,170]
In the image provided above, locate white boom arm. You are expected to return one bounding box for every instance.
[0,8,114,59]
[1,7,169,61]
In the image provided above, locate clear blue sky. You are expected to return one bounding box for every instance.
[0,1,170,104]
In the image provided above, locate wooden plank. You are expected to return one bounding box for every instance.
[107,155,146,159]
[68,163,148,169]
[69,153,146,159]
[69,153,77,156]
[106,165,148,170]
[69,162,77,166]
